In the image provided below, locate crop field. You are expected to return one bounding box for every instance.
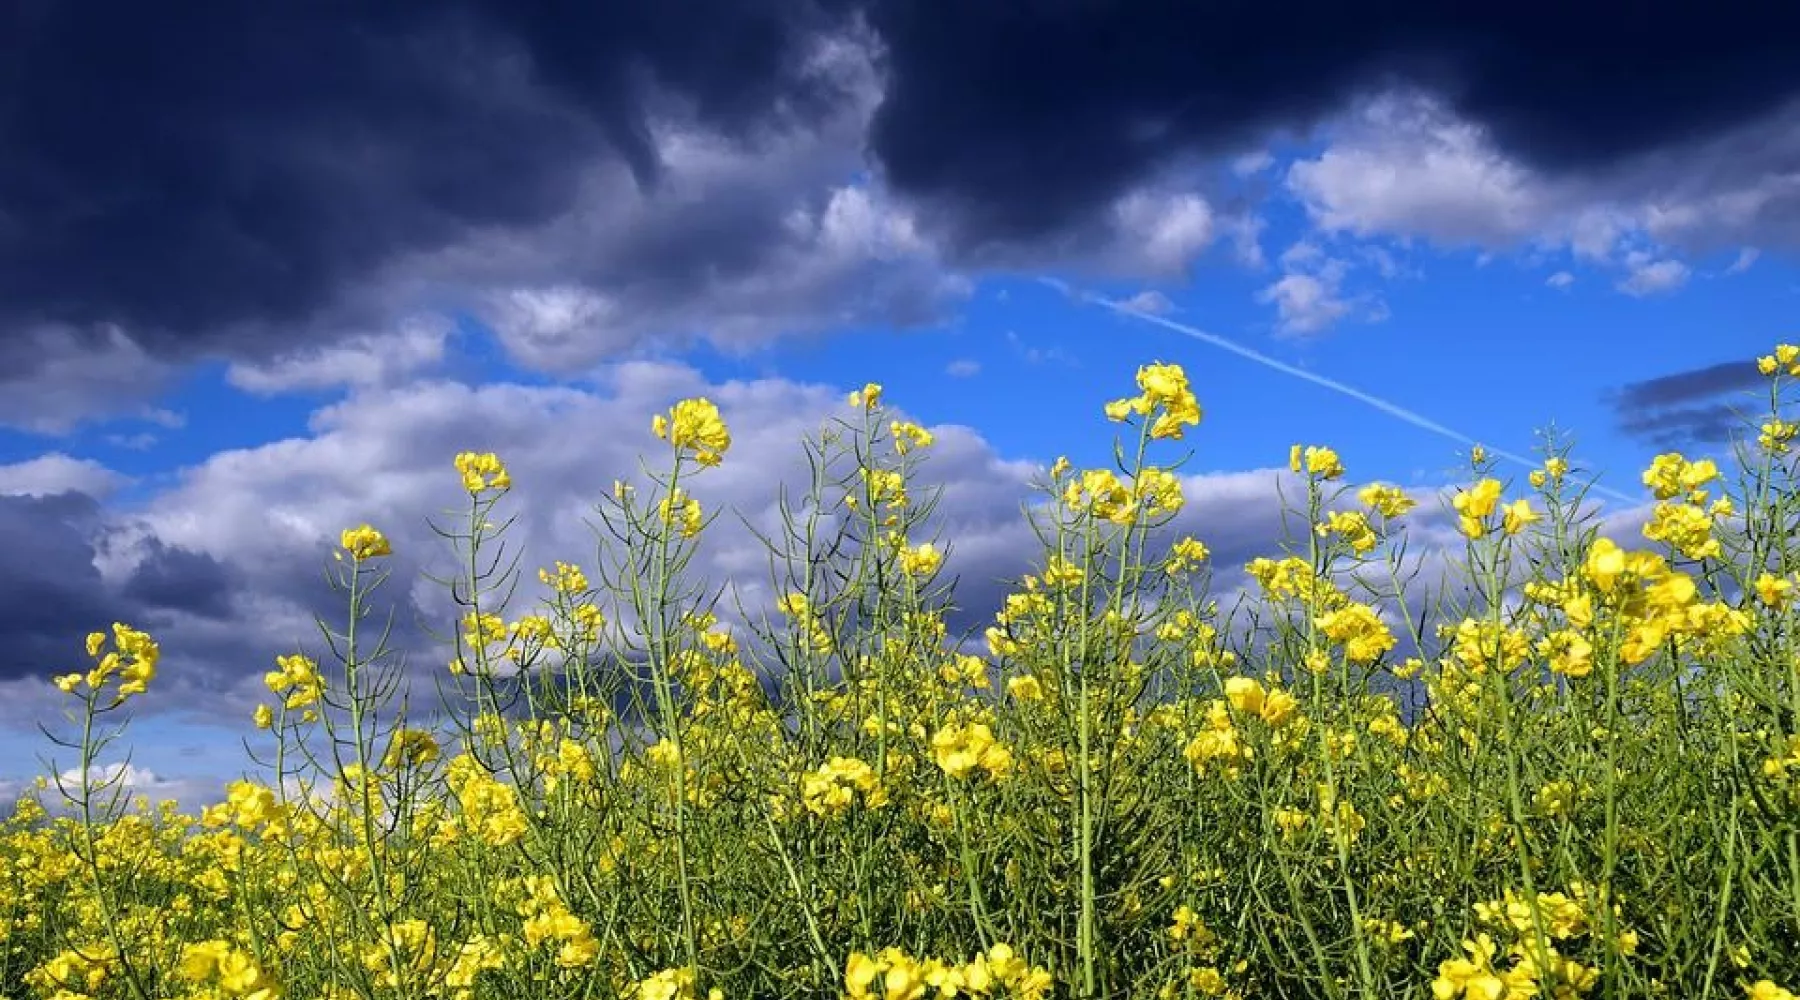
[6,347,1800,1000]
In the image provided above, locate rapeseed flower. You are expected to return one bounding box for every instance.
[653,396,732,466]
[453,450,511,493]
[340,523,391,560]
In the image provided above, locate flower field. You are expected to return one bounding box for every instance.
[7,346,1800,999]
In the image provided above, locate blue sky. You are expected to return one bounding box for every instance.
[2,4,1798,807]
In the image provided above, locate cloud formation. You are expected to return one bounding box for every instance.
[1608,358,1769,450]
[5,1,1799,426]
[867,3,1800,250]
[0,491,234,693]
[1287,90,1800,272]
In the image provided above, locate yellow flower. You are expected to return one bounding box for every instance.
[1290,444,1345,480]
[1223,676,1265,717]
[846,952,881,997]
[1007,674,1045,702]
[849,383,883,409]
[266,653,323,709]
[890,420,935,454]
[341,524,392,560]
[224,780,283,830]
[1500,498,1538,535]
[1134,466,1185,515]
[1530,456,1571,489]
[1317,509,1378,553]
[1755,573,1795,609]
[1432,934,1505,1000]
[1359,483,1416,518]
[382,728,442,770]
[1642,500,1722,560]
[802,756,887,817]
[1106,362,1201,438]
[896,540,943,576]
[1042,555,1085,588]
[1452,479,1503,538]
[75,622,160,700]
[1166,536,1210,575]
[538,560,588,594]
[1643,452,1721,500]
[452,451,511,494]
[178,940,234,982]
[1582,537,1627,593]
[652,397,732,466]
[1453,478,1503,519]
[1757,342,1800,377]
[1538,629,1593,679]
[1762,419,1798,455]
[1314,603,1397,663]
[659,488,705,538]
[1136,361,1187,403]
[1063,468,1137,524]
[931,722,1013,780]
[1259,688,1298,727]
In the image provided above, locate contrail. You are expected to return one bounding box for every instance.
[1041,277,1641,506]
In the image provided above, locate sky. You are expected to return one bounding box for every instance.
[1,0,1797,808]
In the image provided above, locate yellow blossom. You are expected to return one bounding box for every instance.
[340,524,392,560]
[849,383,883,409]
[453,451,511,493]
[652,397,732,466]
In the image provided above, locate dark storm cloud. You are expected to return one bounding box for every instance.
[1615,360,1768,409]
[862,1,1800,248]
[1608,359,1769,449]
[118,538,236,622]
[0,492,236,680]
[0,0,853,367]
[0,493,116,678]
[4,0,1799,374]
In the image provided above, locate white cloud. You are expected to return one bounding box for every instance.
[227,317,456,396]
[396,40,971,374]
[1106,189,1215,276]
[0,453,129,498]
[483,287,633,369]
[1616,254,1691,296]
[0,762,226,816]
[1284,90,1800,297]
[1358,245,1415,280]
[1257,273,1353,334]
[945,359,981,378]
[1232,150,1276,177]
[1256,241,1386,335]
[0,324,177,433]
[1003,330,1075,367]
[1118,290,1175,315]
[104,432,162,451]
[1288,92,1550,247]
[1229,214,1268,268]
[1546,270,1576,289]
[1724,247,1761,275]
